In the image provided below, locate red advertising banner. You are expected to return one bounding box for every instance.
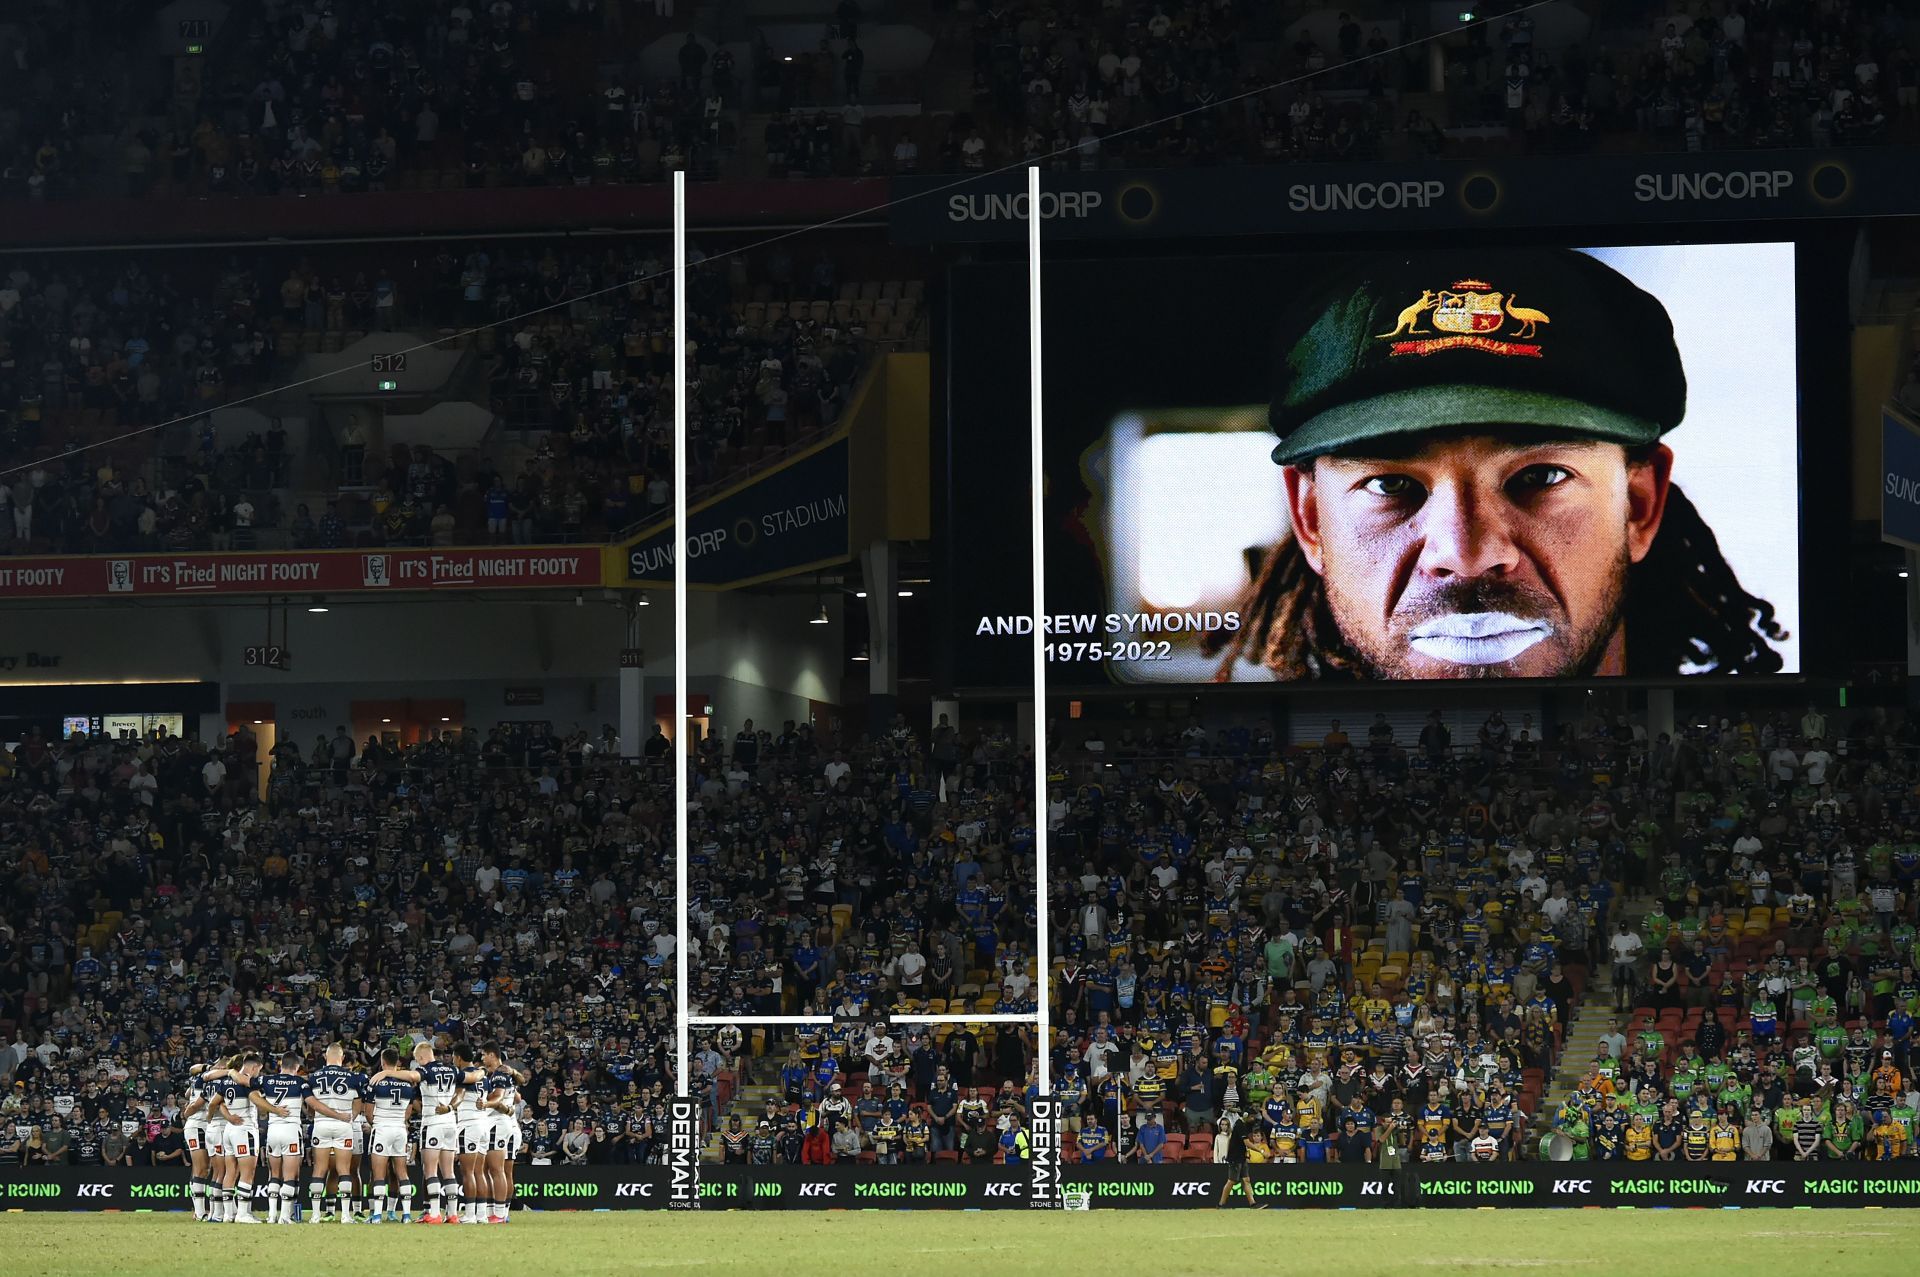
[0,547,601,600]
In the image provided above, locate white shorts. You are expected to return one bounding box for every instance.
[458,1119,491,1155]
[220,1123,256,1159]
[185,1120,209,1153]
[489,1119,521,1158]
[421,1121,459,1153]
[267,1126,304,1158]
[311,1118,356,1152]
[370,1125,411,1158]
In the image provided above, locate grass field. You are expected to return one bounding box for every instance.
[3,1211,1916,1276]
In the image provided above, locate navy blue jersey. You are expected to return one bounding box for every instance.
[257,1072,310,1120]
[367,1076,418,1124]
[416,1060,461,1115]
[213,1075,255,1120]
[484,1069,519,1116]
[307,1065,367,1115]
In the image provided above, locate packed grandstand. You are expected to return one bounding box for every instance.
[0,236,907,555]
[3,0,1910,199]
[1,0,1911,568]
[1,0,1920,1254]
[2,704,1917,1170]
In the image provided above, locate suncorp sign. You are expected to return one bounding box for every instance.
[1883,409,1920,550]
[625,437,850,588]
[947,190,1104,222]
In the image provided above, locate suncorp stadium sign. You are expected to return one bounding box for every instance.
[4,1165,1918,1210]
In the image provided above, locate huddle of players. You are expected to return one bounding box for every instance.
[179,1038,526,1224]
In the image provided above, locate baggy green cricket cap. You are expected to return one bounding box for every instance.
[1268,248,1687,466]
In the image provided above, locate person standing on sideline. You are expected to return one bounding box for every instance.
[1216,1115,1259,1209]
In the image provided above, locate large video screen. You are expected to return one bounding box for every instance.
[943,242,1802,688]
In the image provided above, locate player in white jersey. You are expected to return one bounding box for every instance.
[203,1053,291,1223]
[303,1043,368,1224]
[198,1055,243,1222]
[255,1054,313,1223]
[181,1065,217,1221]
[450,1041,490,1225]
[352,1094,372,1217]
[374,1040,465,1223]
[479,1043,529,1223]
[363,1048,419,1223]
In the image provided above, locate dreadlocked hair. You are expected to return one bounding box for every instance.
[1200,528,1366,681]
[1623,482,1786,675]
[1202,479,1786,679]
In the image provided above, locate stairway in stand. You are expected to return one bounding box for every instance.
[1529,896,1654,1146]
[1531,995,1620,1143]
[706,1076,783,1161]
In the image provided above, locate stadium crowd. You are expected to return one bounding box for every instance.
[625,700,1920,1167]
[1465,0,1915,153]
[0,237,891,556]
[0,718,687,1169]
[3,701,1919,1169]
[6,0,1917,205]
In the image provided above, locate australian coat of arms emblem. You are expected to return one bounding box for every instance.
[1376,279,1550,356]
